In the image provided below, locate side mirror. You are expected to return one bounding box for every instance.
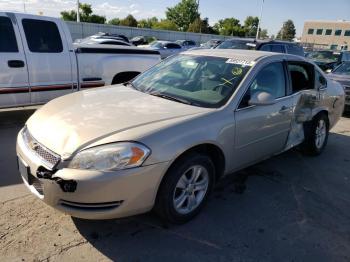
[248,91,276,106]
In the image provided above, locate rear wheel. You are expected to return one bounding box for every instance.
[300,113,329,155]
[155,153,214,224]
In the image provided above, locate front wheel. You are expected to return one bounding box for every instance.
[155,153,215,224]
[300,113,329,156]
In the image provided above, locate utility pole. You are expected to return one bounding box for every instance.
[77,0,80,22]
[23,0,26,13]
[256,0,265,40]
[197,0,201,33]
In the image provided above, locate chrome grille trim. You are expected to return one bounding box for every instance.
[22,126,60,169]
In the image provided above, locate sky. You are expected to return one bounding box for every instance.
[1,0,349,37]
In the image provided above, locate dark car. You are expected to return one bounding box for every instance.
[175,40,197,50]
[327,61,350,111]
[306,50,340,71]
[216,38,305,57]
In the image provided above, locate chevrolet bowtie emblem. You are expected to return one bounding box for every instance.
[29,140,39,151]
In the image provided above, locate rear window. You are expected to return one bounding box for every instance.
[286,44,304,56]
[0,16,18,52]
[259,44,285,53]
[22,19,63,53]
[216,40,254,50]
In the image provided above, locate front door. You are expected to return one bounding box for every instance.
[16,14,74,104]
[234,62,293,168]
[0,13,29,108]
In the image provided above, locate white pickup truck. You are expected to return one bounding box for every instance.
[0,12,160,108]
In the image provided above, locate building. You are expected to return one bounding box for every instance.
[301,20,350,50]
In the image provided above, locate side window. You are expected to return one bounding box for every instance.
[288,63,314,93]
[259,44,271,52]
[315,70,327,89]
[270,45,285,53]
[166,43,181,49]
[22,19,63,53]
[286,44,304,56]
[0,16,18,52]
[239,62,286,108]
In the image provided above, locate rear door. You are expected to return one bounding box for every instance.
[16,14,74,104]
[0,13,29,108]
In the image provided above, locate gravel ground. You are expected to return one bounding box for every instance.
[0,110,350,262]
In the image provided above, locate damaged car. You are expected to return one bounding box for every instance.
[16,49,345,224]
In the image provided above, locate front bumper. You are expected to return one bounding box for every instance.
[16,130,169,219]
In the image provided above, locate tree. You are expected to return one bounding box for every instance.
[120,14,138,27]
[152,19,179,31]
[243,16,259,37]
[166,0,199,31]
[213,18,245,36]
[61,3,106,24]
[188,17,216,34]
[276,20,296,41]
[260,29,268,38]
[108,18,120,26]
[138,17,158,28]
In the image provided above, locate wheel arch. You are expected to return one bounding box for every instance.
[111,71,141,85]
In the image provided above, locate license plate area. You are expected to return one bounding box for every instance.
[18,157,32,185]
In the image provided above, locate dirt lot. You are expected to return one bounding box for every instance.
[1,110,350,262]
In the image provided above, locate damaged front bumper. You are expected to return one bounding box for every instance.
[16,129,169,220]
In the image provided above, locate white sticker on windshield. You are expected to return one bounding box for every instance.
[226,59,254,67]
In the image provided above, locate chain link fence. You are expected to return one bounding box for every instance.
[66,21,233,43]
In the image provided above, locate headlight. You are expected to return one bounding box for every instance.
[68,142,150,171]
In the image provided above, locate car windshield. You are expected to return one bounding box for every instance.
[150,41,163,48]
[216,40,255,50]
[307,51,340,61]
[333,62,350,75]
[132,55,251,108]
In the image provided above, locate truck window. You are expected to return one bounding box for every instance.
[0,16,18,52]
[286,44,304,56]
[22,19,63,53]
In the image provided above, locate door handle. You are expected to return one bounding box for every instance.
[279,106,291,113]
[8,60,25,68]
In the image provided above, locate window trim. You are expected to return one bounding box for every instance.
[235,60,289,111]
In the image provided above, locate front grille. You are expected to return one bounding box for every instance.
[22,126,60,169]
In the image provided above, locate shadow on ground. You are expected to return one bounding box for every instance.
[72,133,350,262]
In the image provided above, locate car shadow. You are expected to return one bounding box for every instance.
[0,109,36,187]
[72,132,350,261]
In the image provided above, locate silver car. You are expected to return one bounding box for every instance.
[327,61,350,110]
[138,41,182,59]
[16,50,345,224]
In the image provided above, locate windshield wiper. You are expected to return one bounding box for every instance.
[150,93,193,105]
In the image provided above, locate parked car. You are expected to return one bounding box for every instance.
[138,41,182,59]
[327,61,350,111]
[0,12,160,108]
[216,38,305,56]
[175,40,197,50]
[305,50,340,71]
[17,49,345,224]
[199,39,223,49]
[77,38,133,47]
[76,32,129,43]
[130,36,157,46]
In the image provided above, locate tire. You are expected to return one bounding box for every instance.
[155,153,215,224]
[300,113,329,156]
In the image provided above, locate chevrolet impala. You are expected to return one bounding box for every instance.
[16,49,345,224]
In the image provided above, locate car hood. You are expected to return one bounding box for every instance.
[26,85,210,157]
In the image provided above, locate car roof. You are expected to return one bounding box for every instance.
[223,38,299,45]
[183,49,305,63]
